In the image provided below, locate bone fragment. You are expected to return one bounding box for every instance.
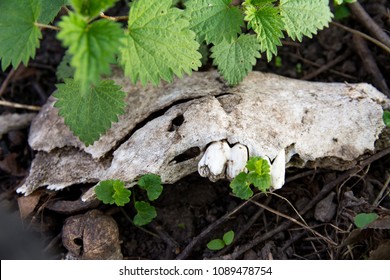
[17,70,390,195]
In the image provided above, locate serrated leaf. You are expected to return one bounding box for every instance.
[56,53,75,81]
[0,0,42,70]
[230,172,253,200]
[280,0,333,42]
[354,213,379,229]
[54,79,126,146]
[57,13,124,94]
[119,0,202,85]
[244,3,284,61]
[185,0,244,44]
[134,201,157,226]
[95,179,131,206]
[39,0,67,24]
[137,174,163,201]
[383,111,390,127]
[222,230,234,245]
[71,0,118,18]
[207,239,225,250]
[211,34,261,85]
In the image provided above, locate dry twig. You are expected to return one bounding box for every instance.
[0,100,41,111]
[348,1,390,48]
[352,34,390,96]
[301,50,351,81]
[176,193,265,259]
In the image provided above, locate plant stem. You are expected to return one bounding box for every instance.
[99,12,128,22]
[331,21,390,54]
[0,100,41,111]
[35,22,60,31]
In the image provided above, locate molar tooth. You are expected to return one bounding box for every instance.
[226,143,248,181]
[198,141,231,182]
[271,149,286,189]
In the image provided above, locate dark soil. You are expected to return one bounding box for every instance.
[1,0,390,260]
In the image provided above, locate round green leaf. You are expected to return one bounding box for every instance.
[222,230,234,246]
[133,201,157,226]
[137,174,163,201]
[354,213,379,228]
[230,172,253,200]
[207,239,225,251]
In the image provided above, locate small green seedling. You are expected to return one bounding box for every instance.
[383,111,390,127]
[95,174,163,226]
[230,157,272,200]
[133,201,157,226]
[354,213,379,228]
[207,230,235,251]
[95,179,131,207]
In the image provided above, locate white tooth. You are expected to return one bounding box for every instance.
[198,141,231,182]
[226,143,248,181]
[271,149,286,190]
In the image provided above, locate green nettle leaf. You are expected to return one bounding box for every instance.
[54,79,126,146]
[71,0,118,18]
[57,13,124,94]
[244,3,284,61]
[185,0,244,44]
[137,174,163,201]
[280,0,333,42]
[383,111,390,127]
[119,0,202,85]
[222,230,234,245]
[0,0,42,70]
[354,213,379,229]
[39,0,67,24]
[211,34,261,85]
[95,179,131,206]
[207,239,225,250]
[230,172,253,200]
[134,201,157,226]
[56,53,75,81]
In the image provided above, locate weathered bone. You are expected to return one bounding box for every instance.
[17,70,389,196]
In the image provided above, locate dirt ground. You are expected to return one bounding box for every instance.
[0,0,389,260]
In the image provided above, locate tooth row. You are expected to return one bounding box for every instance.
[198,141,286,190]
[198,141,248,182]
